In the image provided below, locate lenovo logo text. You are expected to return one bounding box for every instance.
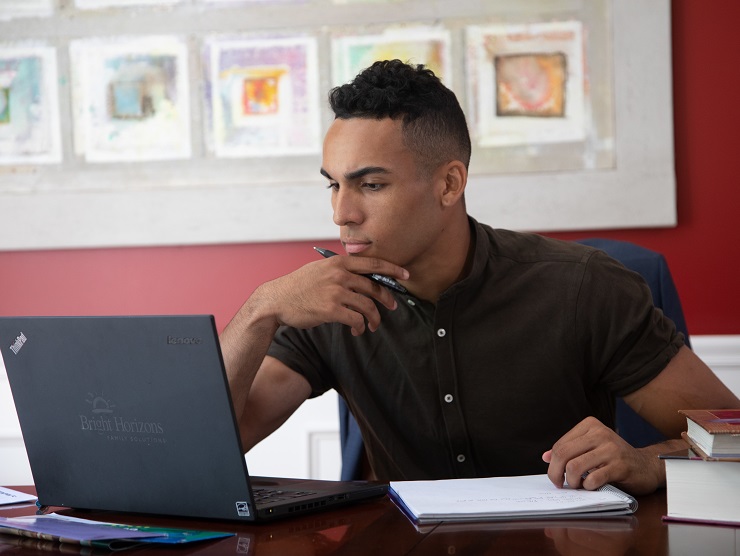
[167,336,202,345]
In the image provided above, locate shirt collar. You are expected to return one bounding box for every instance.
[438,216,490,300]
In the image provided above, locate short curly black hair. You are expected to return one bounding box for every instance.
[328,59,471,174]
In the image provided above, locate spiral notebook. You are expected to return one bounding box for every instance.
[389,474,638,524]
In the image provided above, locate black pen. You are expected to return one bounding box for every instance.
[313,247,408,294]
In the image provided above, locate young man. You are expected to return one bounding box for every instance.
[220,60,738,496]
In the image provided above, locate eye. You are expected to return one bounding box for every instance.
[361,182,384,191]
[326,182,339,191]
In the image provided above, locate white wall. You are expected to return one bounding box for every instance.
[2,336,740,485]
[0,363,32,485]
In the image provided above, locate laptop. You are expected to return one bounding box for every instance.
[0,315,387,522]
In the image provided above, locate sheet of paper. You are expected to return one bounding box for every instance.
[0,487,37,506]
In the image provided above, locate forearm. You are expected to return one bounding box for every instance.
[636,437,689,492]
[220,285,280,420]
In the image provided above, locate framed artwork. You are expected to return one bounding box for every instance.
[0,45,61,165]
[204,35,321,157]
[332,26,451,87]
[0,0,53,20]
[70,36,191,163]
[0,0,676,249]
[200,1,306,4]
[460,0,673,233]
[332,0,398,3]
[73,0,183,8]
[466,21,586,148]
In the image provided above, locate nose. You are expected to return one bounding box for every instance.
[332,186,363,227]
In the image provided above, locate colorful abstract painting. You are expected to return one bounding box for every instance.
[495,53,566,117]
[205,35,320,157]
[466,21,585,147]
[70,36,191,162]
[0,87,9,123]
[0,45,61,164]
[332,27,451,86]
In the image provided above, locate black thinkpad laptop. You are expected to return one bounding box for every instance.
[0,315,386,522]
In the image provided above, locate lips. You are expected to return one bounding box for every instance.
[342,241,370,255]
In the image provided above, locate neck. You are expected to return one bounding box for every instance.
[404,213,473,302]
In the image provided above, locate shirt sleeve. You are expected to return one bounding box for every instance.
[575,250,685,397]
[267,324,337,398]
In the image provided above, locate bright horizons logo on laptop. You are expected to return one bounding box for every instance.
[80,392,167,445]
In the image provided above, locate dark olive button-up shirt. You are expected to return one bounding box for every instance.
[267,219,683,481]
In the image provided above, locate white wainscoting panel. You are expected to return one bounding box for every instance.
[0,353,34,485]
[691,335,740,398]
[244,390,341,480]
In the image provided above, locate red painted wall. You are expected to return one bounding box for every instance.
[0,2,738,335]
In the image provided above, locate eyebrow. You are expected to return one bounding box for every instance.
[319,166,391,181]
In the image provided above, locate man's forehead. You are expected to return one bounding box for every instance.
[327,119,408,165]
[322,118,415,179]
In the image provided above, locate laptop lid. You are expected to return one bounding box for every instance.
[0,316,386,522]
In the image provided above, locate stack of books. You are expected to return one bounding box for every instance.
[660,409,740,526]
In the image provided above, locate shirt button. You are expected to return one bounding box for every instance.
[444,394,454,403]
[437,328,446,337]
[457,454,466,463]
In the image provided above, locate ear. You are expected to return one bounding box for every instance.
[438,160,468,208]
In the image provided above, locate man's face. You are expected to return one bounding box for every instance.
[321,117,446,269]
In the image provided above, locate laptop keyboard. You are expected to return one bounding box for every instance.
[252,487,317,505]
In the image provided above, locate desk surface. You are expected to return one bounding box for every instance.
[1,486,737,555]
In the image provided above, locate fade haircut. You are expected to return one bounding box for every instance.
[328,59,471,176]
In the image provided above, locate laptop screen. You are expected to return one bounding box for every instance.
[0,315,256,520]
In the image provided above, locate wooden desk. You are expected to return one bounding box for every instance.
[1,486,736,555]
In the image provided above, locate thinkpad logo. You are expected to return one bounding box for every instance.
[9,332,27,355]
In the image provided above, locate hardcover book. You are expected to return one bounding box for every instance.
[679,409,740,458]
[660,449,740,526]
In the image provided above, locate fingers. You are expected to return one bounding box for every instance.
[545,417,625,491]
[545,419,591,489]
[341,256,409,308]
[328,285,387,334]
[268,255,409,335]
[343,253,410,284]
[320,255,409,330]
[546,418,666,496]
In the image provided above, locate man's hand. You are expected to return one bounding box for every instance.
[220,253,408,452]
[541,416,684,496]
[253,254,409,336]
[543,346,740,496]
